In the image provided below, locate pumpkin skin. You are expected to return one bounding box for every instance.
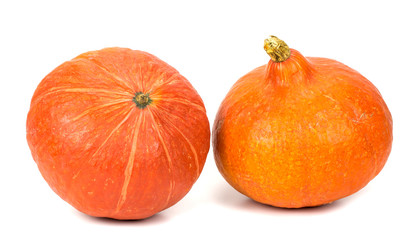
[213,37,392,208]
[27,48,210,219]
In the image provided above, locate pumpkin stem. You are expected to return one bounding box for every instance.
[264,36,291,62]
[133,92,152,109]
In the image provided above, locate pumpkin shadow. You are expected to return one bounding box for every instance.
[74,210,169,225]
[215,182,353,215]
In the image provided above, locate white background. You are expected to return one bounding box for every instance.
[1,0,411,239]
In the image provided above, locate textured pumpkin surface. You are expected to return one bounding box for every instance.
[213,37,392,208]
[27,48,210,219]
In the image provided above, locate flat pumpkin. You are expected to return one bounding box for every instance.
[213,36,392,208]
[26,48,210,219]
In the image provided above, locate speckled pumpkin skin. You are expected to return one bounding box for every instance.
[213,49,392,208]
[27,48,210,219]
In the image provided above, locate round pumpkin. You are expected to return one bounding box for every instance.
[213,36,392,208]
[26,48,210,219]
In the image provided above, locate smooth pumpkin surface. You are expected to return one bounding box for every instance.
[213,36,392,208]
[27,48,210,219]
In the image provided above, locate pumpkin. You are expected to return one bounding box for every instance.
[26,48,210,220]
[212,36,392,208]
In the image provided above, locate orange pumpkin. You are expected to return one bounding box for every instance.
[213,36,392,208]
[26,48,210,219]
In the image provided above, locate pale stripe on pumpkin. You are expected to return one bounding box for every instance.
[147,108,175,208]
[116,111,144,212]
